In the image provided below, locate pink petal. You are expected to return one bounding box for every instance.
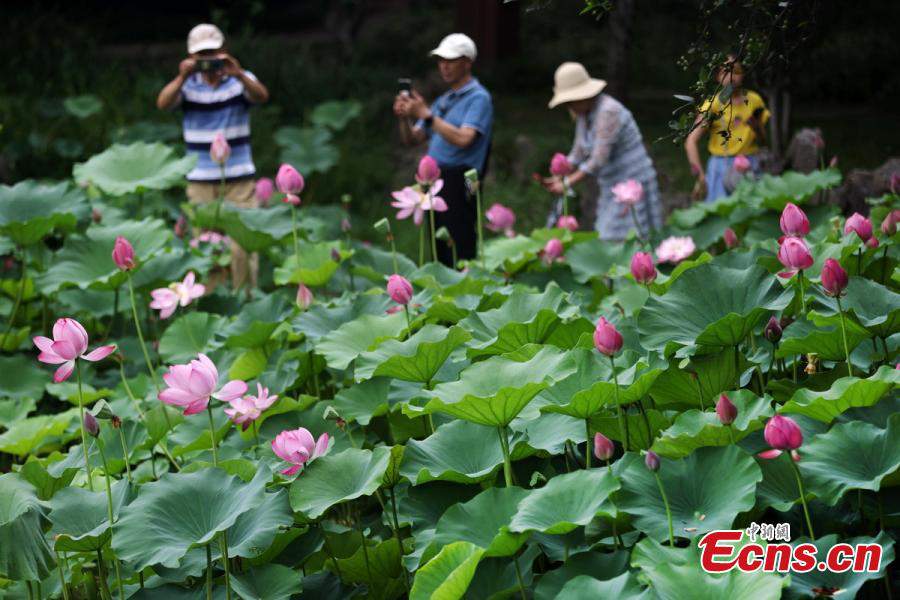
[188,370,214,397]
[50,340,79,361]
[757,449,783,459]
[213,380,248,402]
[33,336,55,353]
[82,345,116,362]
[183,398,210,415]
[53,361,75,383]
[314,433,330,458]
[159,388,198,407]
[413,209,424,226]
[431,196,448,212]
[281,464,302,476]
[37,351,68,365]
[57,319,89,356]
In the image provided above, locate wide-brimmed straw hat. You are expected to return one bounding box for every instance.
[548,62,607,108]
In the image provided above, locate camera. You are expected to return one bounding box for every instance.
[197,58,225,73]
[398,78,412,95]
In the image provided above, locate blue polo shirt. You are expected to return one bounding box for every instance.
[415,78,493,173]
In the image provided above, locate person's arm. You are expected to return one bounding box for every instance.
[393,94,427,146]
[221,55,269,103]
[156,58,195,111]
[407,90,479,148]
[684,113,708,180]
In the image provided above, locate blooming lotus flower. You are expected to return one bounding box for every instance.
[593,316,623,356]
[422,181,448,213]
[732,154,751,174]
[779,203,810,238]
[33,318,116,383]
[593,433,614,461]
[255,177,274,206]
[758,415,803,459]
[644,451,660,472]
[387,274,413,305]
[416,155,441,186]
[158,353,247,416]
[764,316,783,343]
[844,213,873,242]
[655,236,695,264]
[723,228,738,249]
[630,252,657,284]
[391,182,448,226]
[549,153,573,176]
[271,428,330,475]
[149,272,205,319]
[486,203,516,237]
[542,238,564,265]
[210,132,231,165]
[611,179,643,206]
[820,258,848,298]
[296,284,314,310]
[225,383,278,430]
[189,231,229,249]
[112,236,135,271]
[716,394,737,425]
[777,237,814,272]
[556,215,579,231]
[83,412,100,438]
[276,164,304,205]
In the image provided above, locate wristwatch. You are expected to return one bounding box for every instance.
[424,112,434,128]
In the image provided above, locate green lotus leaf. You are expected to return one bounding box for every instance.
[566,237,642,283]
[276,126,339,175]
[779,366,900,423]
[63,94,102,118]
[223,294,291,349]
[533,550,630,600]
[811,276,900,338]
[0,409,77,456]
[113,467,269,570]
[289,447,391,520]
[73,142,196,195]
[459,283,576,358]
[48,479,129,552]
[188,202,296,252]
[315,312,406,370]
[158,311,224,363]
[400,420,504,484]
[311,99,362,130]
[37,217,170,294]
[18,458,76,501]
[232,564,302,600]
[651,390,774,458]
[111,120,182,144]
[293,293,393,343]
[515,411,584,455]
[410,541,485,600]
[229,348,267,380]
[649,347,740,409]
[482,235,545,273]
[0,354,47,402]
[615,446,762,542]
[557,573,650,600]
[329,537,403,595]
[274,241,343,286]
[329,377,396,426]
[0,473,54,581]
[169,408,229,457]
[541,359,662,419]
[776,312,871,361]
[590,409,671,451]
[800,413,900,504]
[432,487,531,557]
[465,544,542,599]
[0,180,89,246]
[382,444,406,488]
[647,252,714,295]
[637,263,791,351]
[423,346,578,427]
[509,469,619,535]
[787,532,894,599]
[736,168,841,211]
[355,324,470,383]
[643,559,786,600]
[352,244,419,283]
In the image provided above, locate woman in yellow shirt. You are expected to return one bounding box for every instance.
[684,55,770,202]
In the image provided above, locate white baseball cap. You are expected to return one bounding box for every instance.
[187,24,225,54]
[429,33,477,61]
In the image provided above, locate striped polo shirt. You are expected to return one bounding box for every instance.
[179,71,258,182]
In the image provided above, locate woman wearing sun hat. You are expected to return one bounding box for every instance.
[543,62,663,241]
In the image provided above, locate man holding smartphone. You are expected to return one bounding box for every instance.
[393,33,493,266]
[156,24,269,293]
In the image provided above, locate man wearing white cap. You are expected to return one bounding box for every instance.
[394,33,494,266]
[157,24,269,293]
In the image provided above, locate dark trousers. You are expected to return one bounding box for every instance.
[434,165,478,266]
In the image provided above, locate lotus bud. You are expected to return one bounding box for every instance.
[779,203,810,237]
[732,154,751,174]
[844,213,873,242]
[387,274,413,305]
[416,155,441,185]
[723,227,738,249]
[542,238,564,265]
[549,152,573,176]
[764,316,782,343]
[630,252,657,284]
[331,248,341,262]
[715,393,737,425]
[777,236,814,271]
[866,236,879,249]
[882,210,900,236]
[644,451,660,472]
[112,236,136,271]
[210,132,231,165]
[296,284,313,310]
[174,214,188,238]
[92,207,103,224]
[341,218,351,233]
[593,316,623,356]
[255,178,274,206]
[276,164,304,205]
[83,412,100,438]
[374,218,391,235]
[556,215,579,231]
[829,156,838,168]
[820,258,848,298]
[593,433,615,461]
[764,415,803,450]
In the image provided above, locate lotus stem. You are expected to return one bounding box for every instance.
[561,180,569,217]
[403,305,412,337]
[387,486,410,591]
[629,205,649,249]
[798,270,807,315]
[96,440,124,600]
[219,531,232,600]
[126,274,161,394]
[476,185,485,270]
[290,205,300,263]
[206,543,213,600]
[359,529,374,585]
[788,455,815,540]
[75,362,94,491]
[117,426,132,483]
[429,208,438,263]
[835,297,854,378]
[96,549,112,600]
[322,529,344,584]
[607,461,621,548]
[584,419,592,469]
[881,337,890,366]
[637,400,653,445]
[386,229,399,274]
[609,355,627,451]
[497,426,514,487]
[882,246,888,285]
[418,224,425,267]
[206,406,219,467]
[726,424,736,444]
[0,253,26,351]
[653,472,675,546]
[56,550,70,600]
[512,551,528,600]
[214,165,225,231]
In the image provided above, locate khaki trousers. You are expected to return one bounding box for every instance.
[186,179,259,293]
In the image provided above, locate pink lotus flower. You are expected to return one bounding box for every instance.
[593,316,623,356]
[276,164,304,206]
[655,236,695,264]
[112,236,135,271]
[33,318,116,383]
[732,154,751,174]
[779,203,810,238]
[255,177,274,206]
[83,412,100,437]
[225,383,278,430]
[777,237,814,272]
[416,155,441,186]
[844,213,873,242]
[556,215,579,231]
[644,450,660,472]
[486,203,516,237]
[391,183,447,226]
[271,428,330,476]
[296,284,314,310]
[542,238,564,265]
[630,252,657,285]
[593,433,614,461]
[549,153,573,177]
[341,218,351,233]
[611,179,644,206]
[149,272,205,319]
[158,353,247,416]
[189,231,229,249]
[866,236,879,249]
[758,415,803,459]
[716,393,737,425]
[174,215,188,238]
[723,228,739,249]
[820,258,848,298]
[387,274,413,305]
[210,133,231,165]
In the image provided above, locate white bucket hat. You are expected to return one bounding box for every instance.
[187,24,225,54]
[430,33,477,61]
[548,62,607,108]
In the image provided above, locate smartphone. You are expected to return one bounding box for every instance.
[398,78,412,95]
[197,58,225,73]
